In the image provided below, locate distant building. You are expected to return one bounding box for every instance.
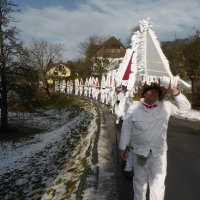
[46,63,71,84]
[92,36,126,75]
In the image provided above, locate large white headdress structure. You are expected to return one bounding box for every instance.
[116,17,190,100]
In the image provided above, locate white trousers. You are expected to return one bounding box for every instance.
[132,151,167,200]
[101,95,105,103]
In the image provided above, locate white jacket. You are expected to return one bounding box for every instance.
[115,96,134,119]
[119,93,191,157]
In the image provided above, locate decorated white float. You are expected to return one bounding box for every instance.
[116,17,190,101]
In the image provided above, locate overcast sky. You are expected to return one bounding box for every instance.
[12,0,200,61]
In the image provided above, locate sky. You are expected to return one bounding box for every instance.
[11,0,200,61]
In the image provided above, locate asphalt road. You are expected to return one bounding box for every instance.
[99,100,200,200]
[165,117,200,200]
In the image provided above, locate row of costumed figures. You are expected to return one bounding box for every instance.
[63,70,129,124]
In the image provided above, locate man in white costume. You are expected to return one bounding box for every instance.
[79,85,83,96]
[91,86,96,99]
[109,88,117,114]
[115,88,125,124]
[119,86,191,200]
[69,84,73,94]
[100,88,106,103]
[69,82,73,94]
[75,85,79,95]
[66,82,70,94]
[84,84,88,96]
[88,86,92,98]
[94,87,99,100]
[115,95,126,122]
[105,87,111,105]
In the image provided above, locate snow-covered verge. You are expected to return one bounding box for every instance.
[80,108,118,200]
[41,103,99,200]
[0,99,100,200]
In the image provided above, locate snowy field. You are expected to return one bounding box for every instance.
[0,99,99,200]
[0,97,200,200]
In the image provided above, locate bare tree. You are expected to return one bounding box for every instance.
[91,49,119,76]
[0,0,32,130]
[77,35,109,75]
[78,35,107,59]
[28,38,64,98]
[8,53,40,110]
[91,56,110,75]
[182,29,200,106]
[161,39,186,76]
[162,29,200,106]
[126,25,140,47]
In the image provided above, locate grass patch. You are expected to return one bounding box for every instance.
[46,188,56,196]
[67,167,77,173]
[55,178,63,185]
[65,180,77,192]
[40,94,85,109]
[80,157,88,167]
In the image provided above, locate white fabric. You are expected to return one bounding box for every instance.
[117,91,124,101]
[84,86,88,96]
[100,88,106,103]
[105,88,111,105]
[91,87,96,98]
[89,87,93,97]
[75,86,79,95]
[124,150,133,172]
[132,151,167,200]
[172,75,180,88]
[69,86,73,94]
[79,87,83,96]
[110,90,117,107]
[115,96,127,120]
[119,93,191,157]
[94,88,99,100]
[160,76,170,89]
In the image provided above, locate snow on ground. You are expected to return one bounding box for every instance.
[41,104,99,200]
[177,108,200,121]
[0,99,99,200]
[0,97,200,200]
[81,108,118,200]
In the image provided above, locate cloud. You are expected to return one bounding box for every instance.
[13,0,200,60]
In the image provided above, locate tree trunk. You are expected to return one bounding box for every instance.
[45,87,51,99]
[44,80,51,99]
[1,70,8,131]
[191,78,195,107]
[1,95,8,131]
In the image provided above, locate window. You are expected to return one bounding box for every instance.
[116,49,120,53]
[106,49,114,53]
[54,71,58,76]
